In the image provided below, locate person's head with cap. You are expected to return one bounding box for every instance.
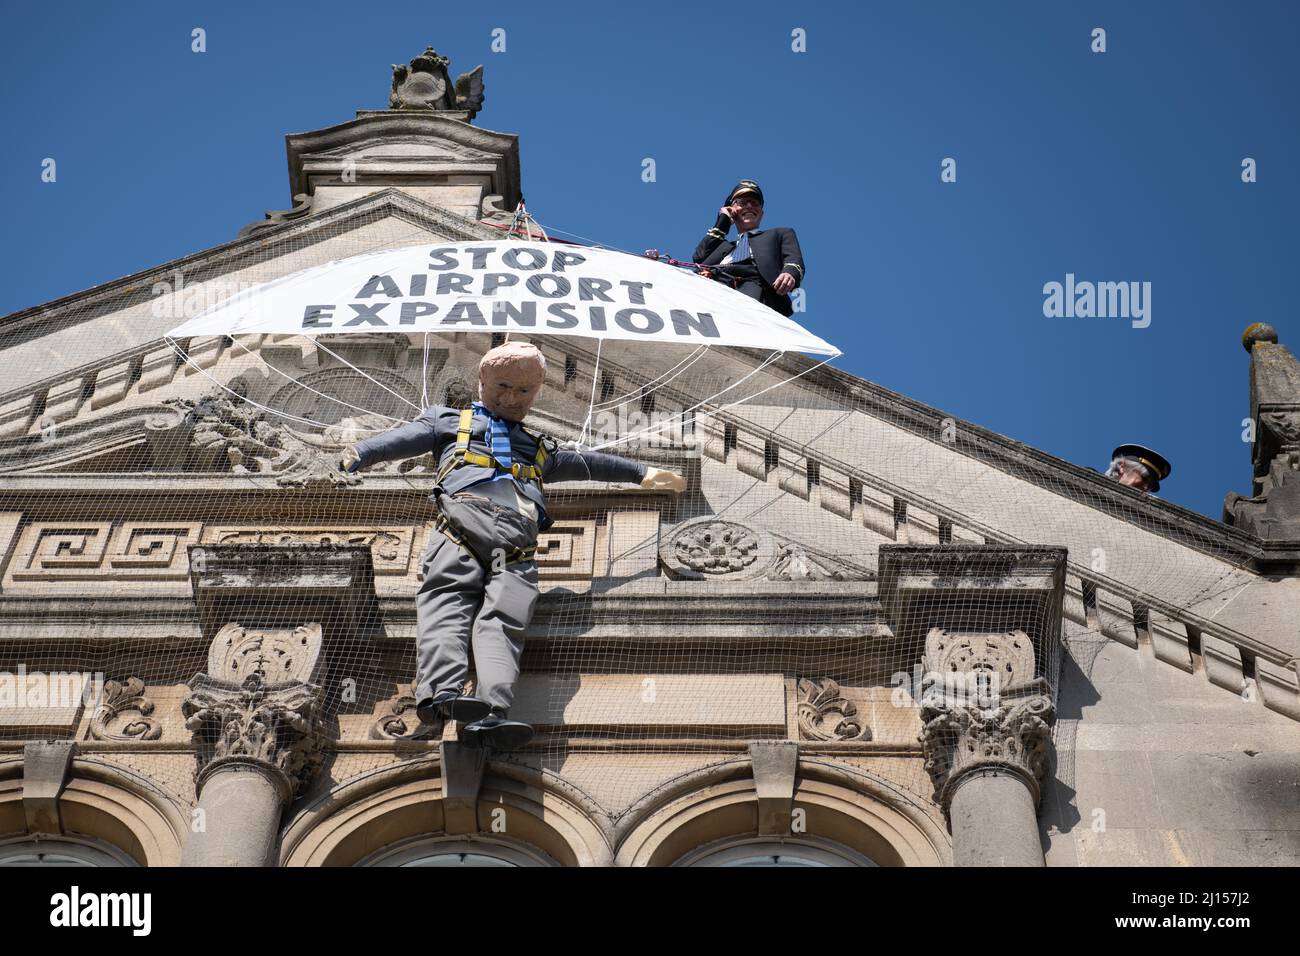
[1106,443,1171,494]
[478,342,546,423]
[724,180,765,234]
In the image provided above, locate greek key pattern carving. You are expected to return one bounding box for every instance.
[6,521,202,587]
[534,520,598,579]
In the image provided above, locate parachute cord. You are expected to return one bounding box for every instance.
[589,344,712,412]
[163,336,400,431]
[579,337,604,449]
[222,334,412,424]
[585,349,829,454]
[308,337,421,415]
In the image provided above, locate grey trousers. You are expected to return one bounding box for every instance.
[413,527,539,712]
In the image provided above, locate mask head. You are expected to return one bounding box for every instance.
[477,342,546,422]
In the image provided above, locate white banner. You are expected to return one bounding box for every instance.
[165,241,840,357]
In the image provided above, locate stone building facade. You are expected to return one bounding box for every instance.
[0,60,1296,867]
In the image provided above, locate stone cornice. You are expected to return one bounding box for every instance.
[738,349,1266,568]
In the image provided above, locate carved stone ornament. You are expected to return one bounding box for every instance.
[677,520,758,574]
[208,622,324,687]
[236,192,314,239]
[154,392,364,488]
[796,678,871,741]
[661,517,867,582]
[661,518,771,580]
[89,677,163,742]
[389,47,485,119]
[918,691,1055,807]
[182,672,325,800]
[1260,410,1300,450]
[767,542,865,581]
[917,628,1055,808]
[926,628,1036,694]
[370,694,439,741]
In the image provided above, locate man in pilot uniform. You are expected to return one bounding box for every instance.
[341,342,685,749]
[1105,443,1171,495]
[692,180,806,318]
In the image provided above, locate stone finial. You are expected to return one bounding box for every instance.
[389,46,485,120]
[1242,322,1278,353]
[1224,323,1300,570]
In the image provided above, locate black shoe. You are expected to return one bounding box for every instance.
[460,715,535,751]
[416,691,492,725]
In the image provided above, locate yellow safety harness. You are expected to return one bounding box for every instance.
[435,408,550,485]
[431,407,550,567]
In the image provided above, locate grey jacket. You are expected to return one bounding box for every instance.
[352,405,648,531]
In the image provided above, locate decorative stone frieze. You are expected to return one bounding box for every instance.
[661,517,868,582]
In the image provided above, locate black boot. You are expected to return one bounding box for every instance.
[416,689,492,726]
[460,708,534,750]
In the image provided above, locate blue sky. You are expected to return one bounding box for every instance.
[2,1,1295,517]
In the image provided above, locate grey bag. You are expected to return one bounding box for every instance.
[432,485,539,567]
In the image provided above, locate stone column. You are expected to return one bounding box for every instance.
[878,545,1066,868]
[179,620,327,867]
[179,544,378,866]
[917,628,1055,867]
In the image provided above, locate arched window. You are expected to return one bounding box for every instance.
[356,836,556,867]
[0,835,137,867]
[675,836,879,867]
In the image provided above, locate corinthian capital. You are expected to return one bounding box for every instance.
[917,628,1056,809]
[182,671,325,802]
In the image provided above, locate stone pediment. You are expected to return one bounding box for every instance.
[0,187,1296,724]
[283,111,520,202]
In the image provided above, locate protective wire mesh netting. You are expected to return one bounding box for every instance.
[0,222,1255,822]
